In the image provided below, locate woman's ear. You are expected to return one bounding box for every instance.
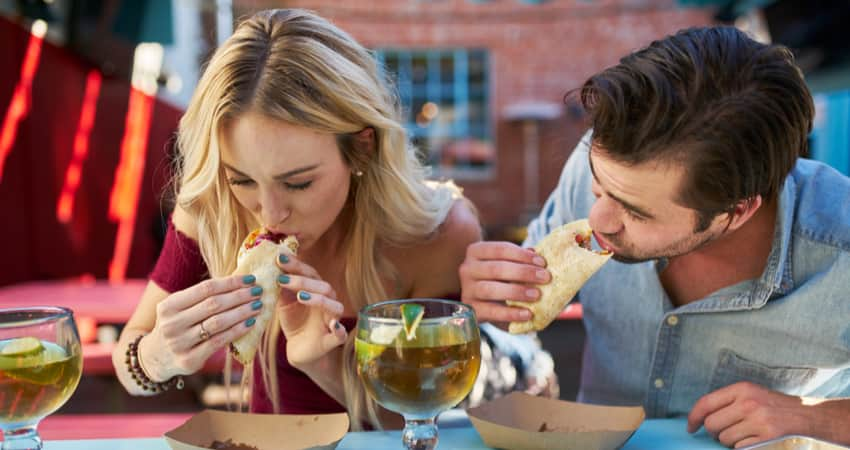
[352,127,376,154]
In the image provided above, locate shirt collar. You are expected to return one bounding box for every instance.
[752,173,797,306]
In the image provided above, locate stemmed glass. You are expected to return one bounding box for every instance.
[356,299,481,450]
[0,307,83,450]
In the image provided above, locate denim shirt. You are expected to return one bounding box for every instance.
[524,135,850,417]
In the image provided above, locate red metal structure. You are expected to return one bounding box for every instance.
[0,16,182,287]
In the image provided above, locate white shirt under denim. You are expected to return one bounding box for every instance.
[524,134,850,417]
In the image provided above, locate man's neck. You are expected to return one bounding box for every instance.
[661,200,778,307]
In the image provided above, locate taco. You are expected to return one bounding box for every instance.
[507,219,611,334]
[229,229,299,364]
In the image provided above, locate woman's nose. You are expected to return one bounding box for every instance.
[258,189,290,228]
[588,196,623,235]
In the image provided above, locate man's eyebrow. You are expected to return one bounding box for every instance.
[221,163,318,180]
[588,152,656,219]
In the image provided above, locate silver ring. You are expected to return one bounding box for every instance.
[199,322,211,341]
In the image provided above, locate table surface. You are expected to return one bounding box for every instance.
[37,417,724,449]
[0,280,146,323]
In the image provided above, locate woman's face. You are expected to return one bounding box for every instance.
[220,111,353,251]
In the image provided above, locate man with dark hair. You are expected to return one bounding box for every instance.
[461,26,850,447]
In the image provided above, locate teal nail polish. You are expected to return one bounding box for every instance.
[278,274,290,284]
[251,300,263,310]
[250,286,263,296]
[279,254,289,264]
[245,317,256,327]
[298,291,311,301]
[242,274,256,284]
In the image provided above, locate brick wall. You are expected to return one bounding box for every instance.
[235,0,713,234]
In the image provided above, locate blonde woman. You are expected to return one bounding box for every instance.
[112,9,480,430]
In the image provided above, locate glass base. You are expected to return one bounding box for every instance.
[402,417,438,450]
[2,425,42,450]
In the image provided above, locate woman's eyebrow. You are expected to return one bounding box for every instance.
[272,165,318,181]
[222,163,319,180]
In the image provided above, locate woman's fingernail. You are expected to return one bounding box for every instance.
[532,256,545,266]
[526,288,538,299]
[298,291,311,301]
[278,274,290,284]
[520,311,532,320]
[242,274,256,284]
[245,317,256,327]
[535,269,548,280]
[251,300,263,310]
[279,254,289,264]
[250,286,263,296]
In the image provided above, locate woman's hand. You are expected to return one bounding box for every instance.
[275,253,347,369]
[140,275,264,381]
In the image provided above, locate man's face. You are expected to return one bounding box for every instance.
[587,145,727,263]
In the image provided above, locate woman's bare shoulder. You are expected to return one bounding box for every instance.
[404,198,482,297]
[435,198,481,250]
[171,205,200,241]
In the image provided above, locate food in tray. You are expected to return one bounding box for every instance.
[209,438,259,450]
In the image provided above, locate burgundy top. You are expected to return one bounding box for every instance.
[149,221,352,414]
[149,220,208,293]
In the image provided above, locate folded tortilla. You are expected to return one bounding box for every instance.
[507,219,612,334]
[230,229,299,365]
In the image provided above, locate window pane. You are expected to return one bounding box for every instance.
[377,48,493,177]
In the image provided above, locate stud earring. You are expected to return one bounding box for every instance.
[354,170,364,177]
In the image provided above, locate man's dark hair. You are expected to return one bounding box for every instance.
[579,26,814,231]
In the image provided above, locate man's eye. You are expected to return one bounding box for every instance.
[625,209,649,222]
[285,181,312,191]
[228,178,254,187]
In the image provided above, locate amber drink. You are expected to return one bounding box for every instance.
[356,299,481,450]
[0,339,82,425]
[0,307,82,450]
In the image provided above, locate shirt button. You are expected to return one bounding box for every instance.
[666,315,679,326]
[654,378,665,389]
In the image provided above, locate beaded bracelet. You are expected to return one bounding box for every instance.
[125,334,184,393]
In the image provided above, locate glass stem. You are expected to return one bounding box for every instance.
[402,417,438,450]
[2,425,42,450]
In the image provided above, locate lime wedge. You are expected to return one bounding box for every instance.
[400,303,425,341]
[0,336,44,357]
[355,338,386,365]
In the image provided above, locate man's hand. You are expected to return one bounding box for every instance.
[459,241,550,327]
[688,381,850,448]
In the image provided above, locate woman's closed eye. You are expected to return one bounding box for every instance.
[283,180,312,191]
[228,177,254,187]
[226,177,312,191]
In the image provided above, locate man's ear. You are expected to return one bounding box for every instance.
[725,195,763,231]
[352,127,376,154]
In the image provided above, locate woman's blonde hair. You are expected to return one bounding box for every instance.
[174,9,456,429]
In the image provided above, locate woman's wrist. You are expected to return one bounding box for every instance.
[293,345,339,375]
[137,334,167,382]
[127,334,184,393]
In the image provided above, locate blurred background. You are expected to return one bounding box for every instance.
[0,0,848,420]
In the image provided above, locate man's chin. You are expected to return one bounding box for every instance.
[611,253,652,264]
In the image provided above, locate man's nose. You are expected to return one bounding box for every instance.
[588,196,623,235]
